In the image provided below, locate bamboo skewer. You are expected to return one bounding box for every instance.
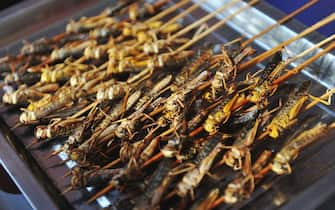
[145,0,191,23]
[271,34,335,83]
[159,0,208,30]
[242,0,319,47]
[102,158,121,169]
[176,0,260,52]
[169,0,240,41]
[86,183,115,204]
[285,34,335,64]
[120,0,208,53]
[273,40,335,85]
[240,12,335,70]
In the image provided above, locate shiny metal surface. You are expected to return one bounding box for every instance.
[0,1,334,210]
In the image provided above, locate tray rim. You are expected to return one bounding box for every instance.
[0,1,334,210]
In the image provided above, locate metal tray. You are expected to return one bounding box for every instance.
[0,1,334,210]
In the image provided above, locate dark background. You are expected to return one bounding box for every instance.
[266,0,334,36]
[0,0,22,10]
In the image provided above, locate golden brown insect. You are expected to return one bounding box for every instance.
[174,134,228,200]
[203,93,243,134]
[69,63,107,87]
[40,60,89,83]
[69,90,142,162]
[96,82,131,101]
[21,39,53,56]
[142,36,188,55]
[83,44,110,60]
[134,74,173,110]
[61,105,103,154]
[158,71,210,158]
[205,45,254,101]
[262,80,313,139]
[109,50,193,75]
[50,40,96,61]
[2,83,58,105]
[35,117,85,139]
[173,47,214,89]
[20,75,116,124]
[187,99,222,132]
[114,75,172,141]
[66,17,116,34]
[219,150,272,205]
[271,122,335,175]
[222,117,261,170]
[246,51,284,105]
[19,86,76,123]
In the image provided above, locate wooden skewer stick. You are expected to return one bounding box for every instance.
[102,158,121,169]
[51,32,68,42]
[211,196,226,209]
[62,170,72,179]
[285,34,335,65]
[160,0,208,30]
[242,0,319,47]
[176,0,260,52]
[273,40,335,85]
[141,152,164,168]
[145,0,191,23]
[86,183,115,204]
[46,149,62,159]
[240,12,335,70]
[169,0,240,41]
[62,186,74,195]
[27,139,40,149]
[45,0,134,43]
[127,0,206,52]
[271,34,335,85]
[126,0,207,53]
[147,0,171,16]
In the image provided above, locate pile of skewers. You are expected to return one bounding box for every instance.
[1,0,335,209]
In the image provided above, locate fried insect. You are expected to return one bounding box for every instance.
[271,122,335,175]
[35,117,85,139]
[220,150,272,205]
[203,93,241,134]
[40,60,89,83]
[222,113,261,170]
[3,83,58,105]
[205,45,254,101]
[174,134,227,199]
[264,80,311,139]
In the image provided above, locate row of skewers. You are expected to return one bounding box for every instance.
[1,0,335,209]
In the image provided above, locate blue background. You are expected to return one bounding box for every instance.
[265,0,334,36]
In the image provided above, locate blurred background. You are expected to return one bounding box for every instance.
[0,0,22,10]
[0,0,333,36]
